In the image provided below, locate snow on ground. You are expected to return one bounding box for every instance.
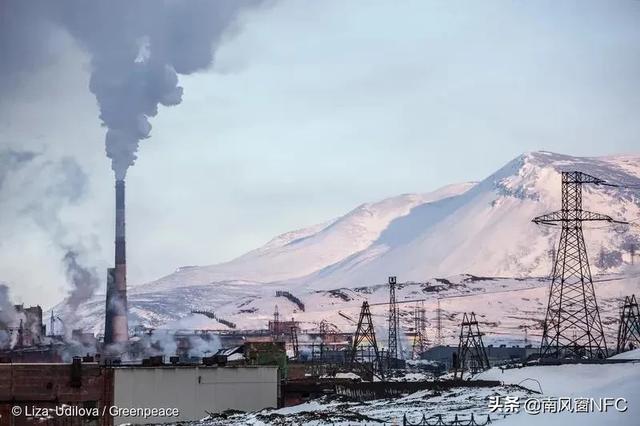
[476,361,640,425]
[609,348,640,360]
[208,272,637,348]
[166,361,640,426]
[179,385,532,426]
[63,270,638,349]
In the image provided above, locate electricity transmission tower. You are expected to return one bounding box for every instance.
[411,302,428,359]
[387,276,402,367]
[318,320,340,361]
[533,171,625,359]
[616,295,640,353]
[454,312,490,379]
[350,301,384,379]
[435,298,443,346]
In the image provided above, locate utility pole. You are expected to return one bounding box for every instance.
[533,171,625,359]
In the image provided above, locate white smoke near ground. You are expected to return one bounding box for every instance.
[0,149,100,328]
[129,330,178,360]
[186,333,222,358]
[125,329,221,361]
[0,284,17,349]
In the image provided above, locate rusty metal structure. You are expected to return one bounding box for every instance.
[104,179,129,345]
[533,171,625,359]
[616,294,640,353]
[454,312,489,378]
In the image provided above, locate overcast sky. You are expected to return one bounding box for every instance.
[1,0,639,308]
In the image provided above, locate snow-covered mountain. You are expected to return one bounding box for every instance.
[61,151,640,335]
[136,182,474,292]
[289,151,640,290]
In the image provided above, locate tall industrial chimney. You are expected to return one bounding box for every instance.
[104,179,129,345]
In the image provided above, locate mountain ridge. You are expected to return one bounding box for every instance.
[56,151,640,333]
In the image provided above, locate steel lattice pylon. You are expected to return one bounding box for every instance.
[454,312,489,378]
[387,276,401,366]
[411,301,429,359]
[435,298,443,346]
[616,294,640,354]
[350,301,384,379]
[533,171,622,359]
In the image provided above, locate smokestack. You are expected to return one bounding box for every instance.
[104,180,128,345]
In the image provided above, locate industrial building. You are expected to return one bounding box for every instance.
[0,359,279,425]
[421,344,538,368]
[112,364,278,424]
[0,305,45,349]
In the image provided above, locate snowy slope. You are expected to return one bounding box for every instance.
[60,152,640,334]
[138,151,640,294]
[289,152,640,290]
[187,357,640,425]
[477,361,640,426]
[136,182,474,292]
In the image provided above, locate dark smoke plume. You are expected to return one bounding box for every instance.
[1,0,261,179]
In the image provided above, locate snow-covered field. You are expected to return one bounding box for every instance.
[62,272,638,352]
[167,355,640,426]
[477,353,640,425]
[176,385,533,425]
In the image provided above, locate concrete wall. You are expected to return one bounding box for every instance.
[113,365,278,424]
